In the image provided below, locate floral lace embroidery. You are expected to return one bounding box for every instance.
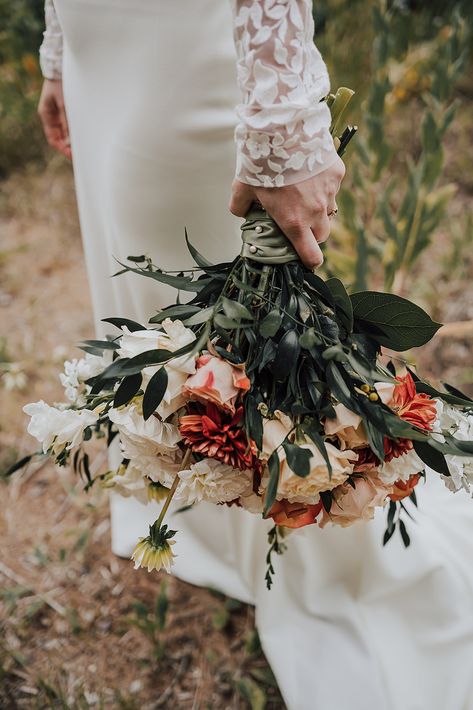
[39,0,337,185]
[230,0,337,186]
[39,0,63,80]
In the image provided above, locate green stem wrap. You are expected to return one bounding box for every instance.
[240,203,299,264]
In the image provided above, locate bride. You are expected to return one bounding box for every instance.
[38,2,473,708]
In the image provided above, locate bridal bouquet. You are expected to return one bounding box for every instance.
[14,90,473,587]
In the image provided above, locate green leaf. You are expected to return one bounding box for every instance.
[282,441,312,478]
[81,339,119,351]
[301,419,332,477]
[149,305,200,324]
[413,440,448,475]
[259,310,282,338]
[272,329,300,381]
[299,328,321,349]
[183,306,215,326]
[114,261,207,292]
[119,340,197,376]
[263,451,280,516]
[5,453,36,477]
[350,291,441,350]
[399,519,411,548]
[303,272,334,306]
[184,228,213,267]
[325,278,354,332]
[245,395,263,451]
[113,373,143,408]
[143,368,169,420]
[102,317,145,332]
[222,297,253,321]
[235,676,267,710]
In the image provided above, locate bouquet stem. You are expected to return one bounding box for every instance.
[155,447,192,528]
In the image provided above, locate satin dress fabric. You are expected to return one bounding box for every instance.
[53,2,473,708]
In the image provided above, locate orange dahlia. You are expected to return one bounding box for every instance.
[179,402,259,472]
[389,473,421,502]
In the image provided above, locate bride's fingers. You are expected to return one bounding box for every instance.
[281,223,324,269]
[311,210,331,244]
[229,180,254,217]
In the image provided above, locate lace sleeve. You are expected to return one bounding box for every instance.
[230,0,338,187]
[39,0,63,80]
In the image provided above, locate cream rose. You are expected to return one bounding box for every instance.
[324,404,368,450]
[320,475,392,529]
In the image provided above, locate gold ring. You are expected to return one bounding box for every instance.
[328,208,338,218]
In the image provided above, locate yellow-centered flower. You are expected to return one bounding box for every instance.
[131,522,177,573]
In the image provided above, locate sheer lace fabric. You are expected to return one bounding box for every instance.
[40,0,63,80]
[39,0,337,185]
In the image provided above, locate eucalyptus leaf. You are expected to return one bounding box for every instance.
[113,373,142,408]
[149,305,200,324]
[143,367,169,420]
[325,277,354,332]
[259,310,282,338]
[185,228,213,267]
[222,297,254,321]
[102,317,145,332]
[263,451,280,516]
[413,440,450,475]
[301,419,332,477]
[272,330,300,381]
[282,441,312,478]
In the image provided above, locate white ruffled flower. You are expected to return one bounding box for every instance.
[60,353,107,404]
[379,449,425,484]
[434,401,473,494]
[108,403,181,458]
[238,489,264,514]
[132,451,185,489]
[103,461,148,504]
[176,458,252,506]
[117,319,196,418]
[23,400,98,455]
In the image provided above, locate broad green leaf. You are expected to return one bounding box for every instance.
[350,291,441,350]
[259,310,282,338]
[143,367,169,420]
[299,328,321,349]
[113,373,142,408]
[81,339,119,351]
[245,395,263,451]
[183,306,215,326]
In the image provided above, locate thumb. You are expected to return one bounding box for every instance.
[229,180,254,217]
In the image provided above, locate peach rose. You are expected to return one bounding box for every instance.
[264,441,357,505]
[260,410,293,460]
[319,475,393,529]
[389,473,420,502]
[268,499,323,529]
[324,404,368,450]
[184,353,250,413]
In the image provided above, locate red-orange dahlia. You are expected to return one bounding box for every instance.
[179,402,260,472]
[389,473,421,502]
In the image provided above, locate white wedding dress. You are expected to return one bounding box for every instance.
[41,2,473,708]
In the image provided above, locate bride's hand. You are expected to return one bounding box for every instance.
[229,156,345,269]
[38,79,72,160]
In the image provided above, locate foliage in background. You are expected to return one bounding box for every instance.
[0,0,45,177]
[317,0,472,295]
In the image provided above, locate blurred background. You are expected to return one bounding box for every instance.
[0,0,472,707]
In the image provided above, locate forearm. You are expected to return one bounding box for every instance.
[39,0,63,80]
[230,0,338,187]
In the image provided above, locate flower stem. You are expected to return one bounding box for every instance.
[155,447,192,528]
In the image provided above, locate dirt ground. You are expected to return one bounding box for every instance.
[0,164,285,709]
[1,143,473,709]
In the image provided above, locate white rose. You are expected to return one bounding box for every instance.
[433,402,473,494]
[108,403,181,458]
[117,319,196,418]
[23,400,98,455]
[379,449,424,484]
